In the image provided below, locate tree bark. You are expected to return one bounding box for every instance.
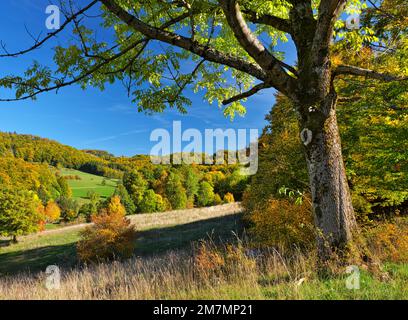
[298,92,357,260]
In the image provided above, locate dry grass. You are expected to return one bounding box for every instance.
[1,241,407,300]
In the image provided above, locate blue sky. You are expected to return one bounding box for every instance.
[0,0,297,156]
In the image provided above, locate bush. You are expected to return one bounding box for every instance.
[57,196,80,222]
[223,192,235,203]
[78,202,98,222]
[194,241,256,281]
[243,197,315,250]
[214,194,223,205]
[77,196,137,263]
[365,219,408,263]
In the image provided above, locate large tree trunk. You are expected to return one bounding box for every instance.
[298,92,357,260]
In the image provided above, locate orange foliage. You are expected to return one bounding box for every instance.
[194,241,256,280]
[44,201,61,223]
[365,220,408,263]
[244,197,315,250]
[77,196,137,263]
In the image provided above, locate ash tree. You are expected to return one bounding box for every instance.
[0,0,406,260]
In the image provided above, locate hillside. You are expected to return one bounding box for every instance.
[0,132,123,179]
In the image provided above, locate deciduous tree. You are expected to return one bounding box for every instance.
[1,0,406,259]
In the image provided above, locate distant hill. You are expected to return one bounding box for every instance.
[0,132,122,178]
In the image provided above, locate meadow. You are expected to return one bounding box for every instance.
[59,168,118,201]
[0,204,242,275]
[0,203,407,300]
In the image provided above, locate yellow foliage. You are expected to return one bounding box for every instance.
[44,201,61,223]
[107,195,126,217]
[365,220,408,263]
[244,197,315,250]
[223,192,235,203]
[214,193,223,205]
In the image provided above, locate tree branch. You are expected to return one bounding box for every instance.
[0,10,196,102]
[101,0,268,82]
[0,39,148,102]
[242,9,292,34]
[334,65,407,82]
[218,0,295,96]
[222,82,271,105]
[0,0,99,58]
[312,0,347,61]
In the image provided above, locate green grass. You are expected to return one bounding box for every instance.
[0,229,80,275]
[59,168,118,201]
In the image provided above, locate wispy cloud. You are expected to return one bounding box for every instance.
[83,129,148,145]
[107,104,137,114]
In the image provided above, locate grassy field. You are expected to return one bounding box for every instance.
[58,168,118,201]
[0,206,242,276]
[1,204,407,300]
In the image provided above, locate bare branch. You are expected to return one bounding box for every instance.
[334,65,407,82]
[0,0,99,58]
[222,82,271,105]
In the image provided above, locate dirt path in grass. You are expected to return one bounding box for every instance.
[34,203,243,236]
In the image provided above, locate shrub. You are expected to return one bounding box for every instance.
[223,192,235,203]
[214,193,223,205]
[77,196,137,263]
[79,203,97,222]
[244,197,315,250]
[365,219,408,263]
[194,241,256,281]
[57,196,80,222]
